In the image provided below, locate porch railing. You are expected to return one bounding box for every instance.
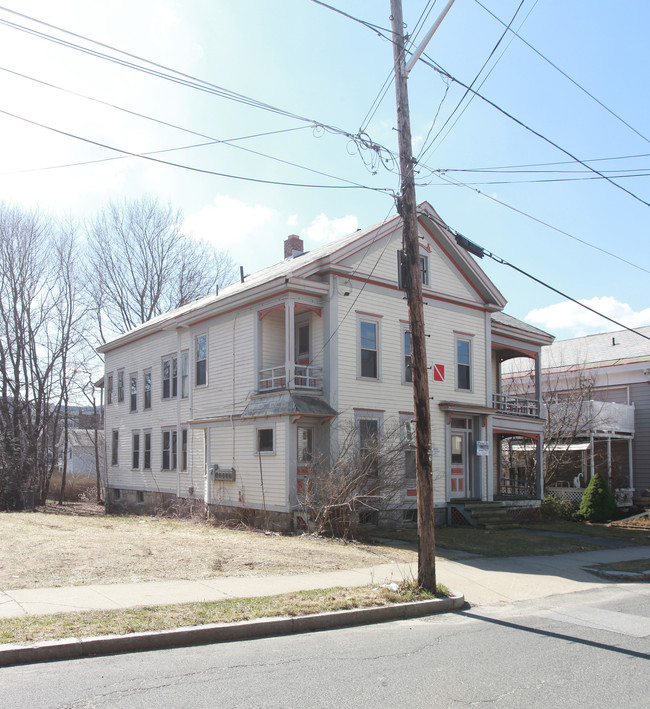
[498,473,537,498]
[493,393,539,417]
[258,364,323,392]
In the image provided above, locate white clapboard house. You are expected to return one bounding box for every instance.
[98,203,553,527]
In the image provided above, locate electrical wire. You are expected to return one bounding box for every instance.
[0,107,394,193]
[451,231,650,341]
[473,0,650,146]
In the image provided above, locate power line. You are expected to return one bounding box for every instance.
[432,171,650,275]
[0,107,394,193]
[419,54,650,208]
[452,231,650,341]
[473,0,650,146]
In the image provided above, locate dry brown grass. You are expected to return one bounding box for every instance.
[0,507,416,590]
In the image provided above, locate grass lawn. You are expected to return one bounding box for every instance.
[0,583,447,646]
[0,507,417,590]
[376,520,650,558]
[587,559,650,574]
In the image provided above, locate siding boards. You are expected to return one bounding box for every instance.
[630,382,650,491]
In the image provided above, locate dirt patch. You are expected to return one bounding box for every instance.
[0,509,416,590]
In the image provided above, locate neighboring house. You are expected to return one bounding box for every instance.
[505,325,650,504]
[56,428,106,478]
[98,203,553,528]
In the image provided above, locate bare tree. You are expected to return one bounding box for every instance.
[297,418,411,538]
[87,197,235,341]
[0,206,82,508]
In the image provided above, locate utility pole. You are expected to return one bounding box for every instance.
[390,0,455,591]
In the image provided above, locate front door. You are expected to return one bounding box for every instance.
[450,418,472,498]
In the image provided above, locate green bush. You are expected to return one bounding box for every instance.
[578,473,618,522]
[541,494,578,521]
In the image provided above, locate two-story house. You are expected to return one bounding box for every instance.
[98,202,553,528]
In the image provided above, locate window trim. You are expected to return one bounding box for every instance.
[256,426,275,455]
[143,430,152,470]
[181,428,188,471]
[397,250,430,288]
[181,351,189,399]
[132,431,140,470]
[162,428,178,471]
[111,429,119,466]
[107,373,114,405]
[455,334,473,392]
[117,370,124,403]
[357,315,381,381]
[143,369,152,410]
[129,372,137,412]
[402,327,412,385]
[195,333,208,387]
[162,355,178,400]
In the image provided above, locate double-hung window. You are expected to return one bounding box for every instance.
[181,429,188,471]
[143,432,151,470]
[195,334,207,386]
[130,373,137,412]
[117,371,124,403]
[111,430,119,466]
[162,429,177,470]
[403,330,412,384]
[456,336,472,391]
[359,318,379,379]
[107,373,114,404]
[144,370,152,409]
[132,432,140,469]
[162,356,177,399]
[181,351,189,398]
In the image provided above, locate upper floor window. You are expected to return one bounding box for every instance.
[130,373,137,412]
[107,373,114,405]
[144,370,152,409]
[195,334,207,386]
[117,370,124,403]
[359,319,379,379]
[456,336,472,391]
[397,251,430,288]
[162,356,177,399]
[181,351,189,398]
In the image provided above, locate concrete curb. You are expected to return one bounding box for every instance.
[0,593,464,667]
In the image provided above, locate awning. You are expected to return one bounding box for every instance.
[548,442,591,452]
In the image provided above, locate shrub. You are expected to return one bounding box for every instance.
[541,494,578,521]
[578,473,618,522]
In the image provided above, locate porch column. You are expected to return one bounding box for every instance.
[285,300,295,388]
[589,433,595,480]
[534,354,541,416]
[606,436,612,486]
[537,435,544,498]
[628,439,634,489]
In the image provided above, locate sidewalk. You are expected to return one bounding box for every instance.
[1,545,647,619]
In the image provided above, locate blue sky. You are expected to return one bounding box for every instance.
[1,0,649,340]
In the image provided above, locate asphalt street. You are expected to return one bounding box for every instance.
[2,582,648,708]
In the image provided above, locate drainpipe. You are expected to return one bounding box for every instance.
[589,433,595,480]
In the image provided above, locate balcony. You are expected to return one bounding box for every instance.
[258,364,323,392]
[547,400,635,437]
[493,393,539,418]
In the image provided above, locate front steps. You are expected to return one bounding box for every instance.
[451,500,540,528]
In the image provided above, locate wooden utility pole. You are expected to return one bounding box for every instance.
[390,0,436,591]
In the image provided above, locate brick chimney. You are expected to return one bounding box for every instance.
[284,234,304,259]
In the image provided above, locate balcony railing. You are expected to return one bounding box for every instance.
[493,393,539,417]
[258,364,323,392]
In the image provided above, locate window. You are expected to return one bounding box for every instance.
[111,430,119,465]
[143,432,151,470]
[181,351,189,398]
[136,490,144,505]
[162,429,177,470]
[132,432,140,469]
[403,419,416,480]
[456,337,472,391]
[397,251,430,288]
[107,373,114,404]
[359,418,380,476]
[117,370,124,403]
[403,330,412,384]
[162,356,177,399]
[419,255,429,286]
[257,427,274,454]
[181,428,188,471]
[296,324,309,359]
[130,373,137,412]
[195,334,207,386]
[114,488,121,501]
[144,370,152,409]
[359,320,378,379]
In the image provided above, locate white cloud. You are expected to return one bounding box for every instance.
[526,297,650,336]
[304,213,358,243]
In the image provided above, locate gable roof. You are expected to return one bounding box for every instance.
[98,203,507,354]
[541,325,650,369]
